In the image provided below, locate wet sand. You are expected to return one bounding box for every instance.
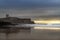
[0,29,60,40]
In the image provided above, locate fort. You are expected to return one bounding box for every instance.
[0,14,34,33]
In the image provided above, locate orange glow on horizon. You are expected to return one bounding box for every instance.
[34,20,60,24]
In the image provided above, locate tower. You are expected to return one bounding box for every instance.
[6,14,9,18]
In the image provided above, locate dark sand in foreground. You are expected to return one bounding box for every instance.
[0,29,60,40]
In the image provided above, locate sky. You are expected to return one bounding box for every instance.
[0,0,60,8]
[0,0,60,18]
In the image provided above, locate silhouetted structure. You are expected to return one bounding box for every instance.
[0,14,34,33]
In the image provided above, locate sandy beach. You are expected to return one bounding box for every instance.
[0,28,60,40]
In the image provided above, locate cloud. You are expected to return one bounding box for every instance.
[0,0,60,8]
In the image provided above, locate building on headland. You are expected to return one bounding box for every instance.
[0,14,34,33]
[0,14,34,24]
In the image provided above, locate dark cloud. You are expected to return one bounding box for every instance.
[0,8,60,18]
[0,0,60,8]
[0,0,60,18]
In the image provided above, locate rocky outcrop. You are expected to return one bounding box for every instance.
[0,16,34,33]
[0,17,34,24]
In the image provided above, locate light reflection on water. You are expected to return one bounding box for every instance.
[0,26,60,40]
[34,26,60,30]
